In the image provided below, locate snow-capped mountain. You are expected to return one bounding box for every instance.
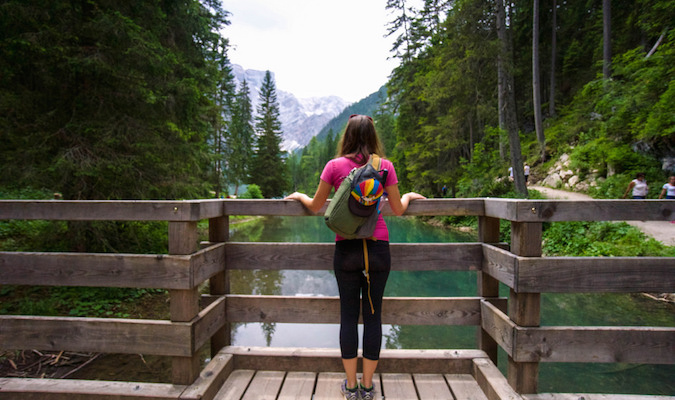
[231,65,349,152]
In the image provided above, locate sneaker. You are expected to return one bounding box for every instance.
[340,379,360,400]
[359,383,376,400]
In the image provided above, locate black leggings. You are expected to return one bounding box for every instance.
[334,239,390,361]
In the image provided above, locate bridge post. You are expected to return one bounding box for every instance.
[507,221,542,394]
[478,216,500,364]
[209,215,230,355]
[169,221,201,385]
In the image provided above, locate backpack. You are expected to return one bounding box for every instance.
[324,155,388,239]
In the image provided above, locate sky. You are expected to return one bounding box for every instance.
[221,0,402,103]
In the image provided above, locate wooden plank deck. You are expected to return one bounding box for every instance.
[213,370,488,400]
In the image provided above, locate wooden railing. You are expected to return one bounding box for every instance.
[0,198,673,397]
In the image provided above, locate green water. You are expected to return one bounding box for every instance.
[229,216,675,395]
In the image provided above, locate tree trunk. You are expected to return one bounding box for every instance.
[603,0,611,79]
[497,0,527,196]
[533,0,545,162]
[549,0,557,117]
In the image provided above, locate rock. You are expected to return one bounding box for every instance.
[560,169,574,180]
[568,175,580,187]
[576,182,590,191]
[543,173,562,188]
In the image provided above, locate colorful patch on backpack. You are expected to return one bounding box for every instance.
[351,178,384,206]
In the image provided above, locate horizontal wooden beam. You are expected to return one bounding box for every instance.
[224,242,483,271]
[180,351,234,400]
[516,256,675,293]
[0,251,189,288]
[224,198,485,217]
[0,378,185,400]
[0,315,192,356]
[193,295,227,352]
[0,199,223,221]
[2,198,672,223]
[480,300,516,358]
[484,198,674,222]
[221,346,488,374]
[472,357,522,400]
[482,244,517,289]
[226,295,505,326]
[514,325,675,364]
[0,244,224,289]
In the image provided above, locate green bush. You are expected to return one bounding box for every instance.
[240,184,264,199]
[543,221,675,257]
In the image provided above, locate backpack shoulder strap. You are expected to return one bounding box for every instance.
[369,154,382,170]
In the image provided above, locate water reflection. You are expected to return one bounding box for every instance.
[227,215,675,395]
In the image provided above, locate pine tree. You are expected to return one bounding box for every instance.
[227,79,255,196]
[250,71,288,198]
[211,38,237,198]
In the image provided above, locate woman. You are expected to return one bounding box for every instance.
[658,176,675,199]
[623,172,648,199]
[285,114,425,400]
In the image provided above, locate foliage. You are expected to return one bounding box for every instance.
[239,184,263,199]
[0,0,228,200]
[249,71,288,198]
[543,221,675,257]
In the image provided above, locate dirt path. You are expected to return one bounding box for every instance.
[530,185,675,246]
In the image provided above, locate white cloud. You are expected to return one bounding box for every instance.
[222,0,401,103]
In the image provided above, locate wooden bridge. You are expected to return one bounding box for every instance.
[0,197,673,399]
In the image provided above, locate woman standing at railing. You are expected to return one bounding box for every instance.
[285,114,425,400]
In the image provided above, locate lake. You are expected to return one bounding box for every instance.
[228,215,675,395]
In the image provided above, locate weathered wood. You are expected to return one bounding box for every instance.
[482,244,517,290]
[208,216,230,355]
[241,370,284,400]
[0,251,191,289]
[214,369,255,400]
[221,346,485,375]
[313,372,346,400]
[484,198,675,222]
[191,243,225,287]
[381,373,419,400]
[277,371,316,400]
[516,256,675,293]
[0,378,185,399]
[524,394,675,400]
[480,300,516,358]
[225,295,504,326]
[508,222,541,394]
[193,296,227,352]
[445,374,488,400]
[514,325,675,364]
[413,373,454,399]
[224,198,484,217]
[169,221,199,255]
[0,199,222,221]
[472,358,522,400]
[168,221,201,385]
[478,221,501,364]
[224,242,483,271]
[180,352,234,400]
[0,315,191,356]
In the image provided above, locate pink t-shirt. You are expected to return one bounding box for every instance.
[320,156,398,241]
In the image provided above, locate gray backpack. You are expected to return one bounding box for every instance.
[324,155,388,239]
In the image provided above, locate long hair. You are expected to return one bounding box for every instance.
[337,115,385,164]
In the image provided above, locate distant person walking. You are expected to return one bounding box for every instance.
[623,172,648,199]
[524,163,530,184]
[659,176,675,199]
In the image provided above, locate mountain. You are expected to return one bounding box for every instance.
[231,65,349,152]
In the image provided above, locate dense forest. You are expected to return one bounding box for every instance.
[2,0,673,203]
[377,0,674,199]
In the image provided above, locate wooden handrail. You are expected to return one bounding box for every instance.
[0,197,673,396]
